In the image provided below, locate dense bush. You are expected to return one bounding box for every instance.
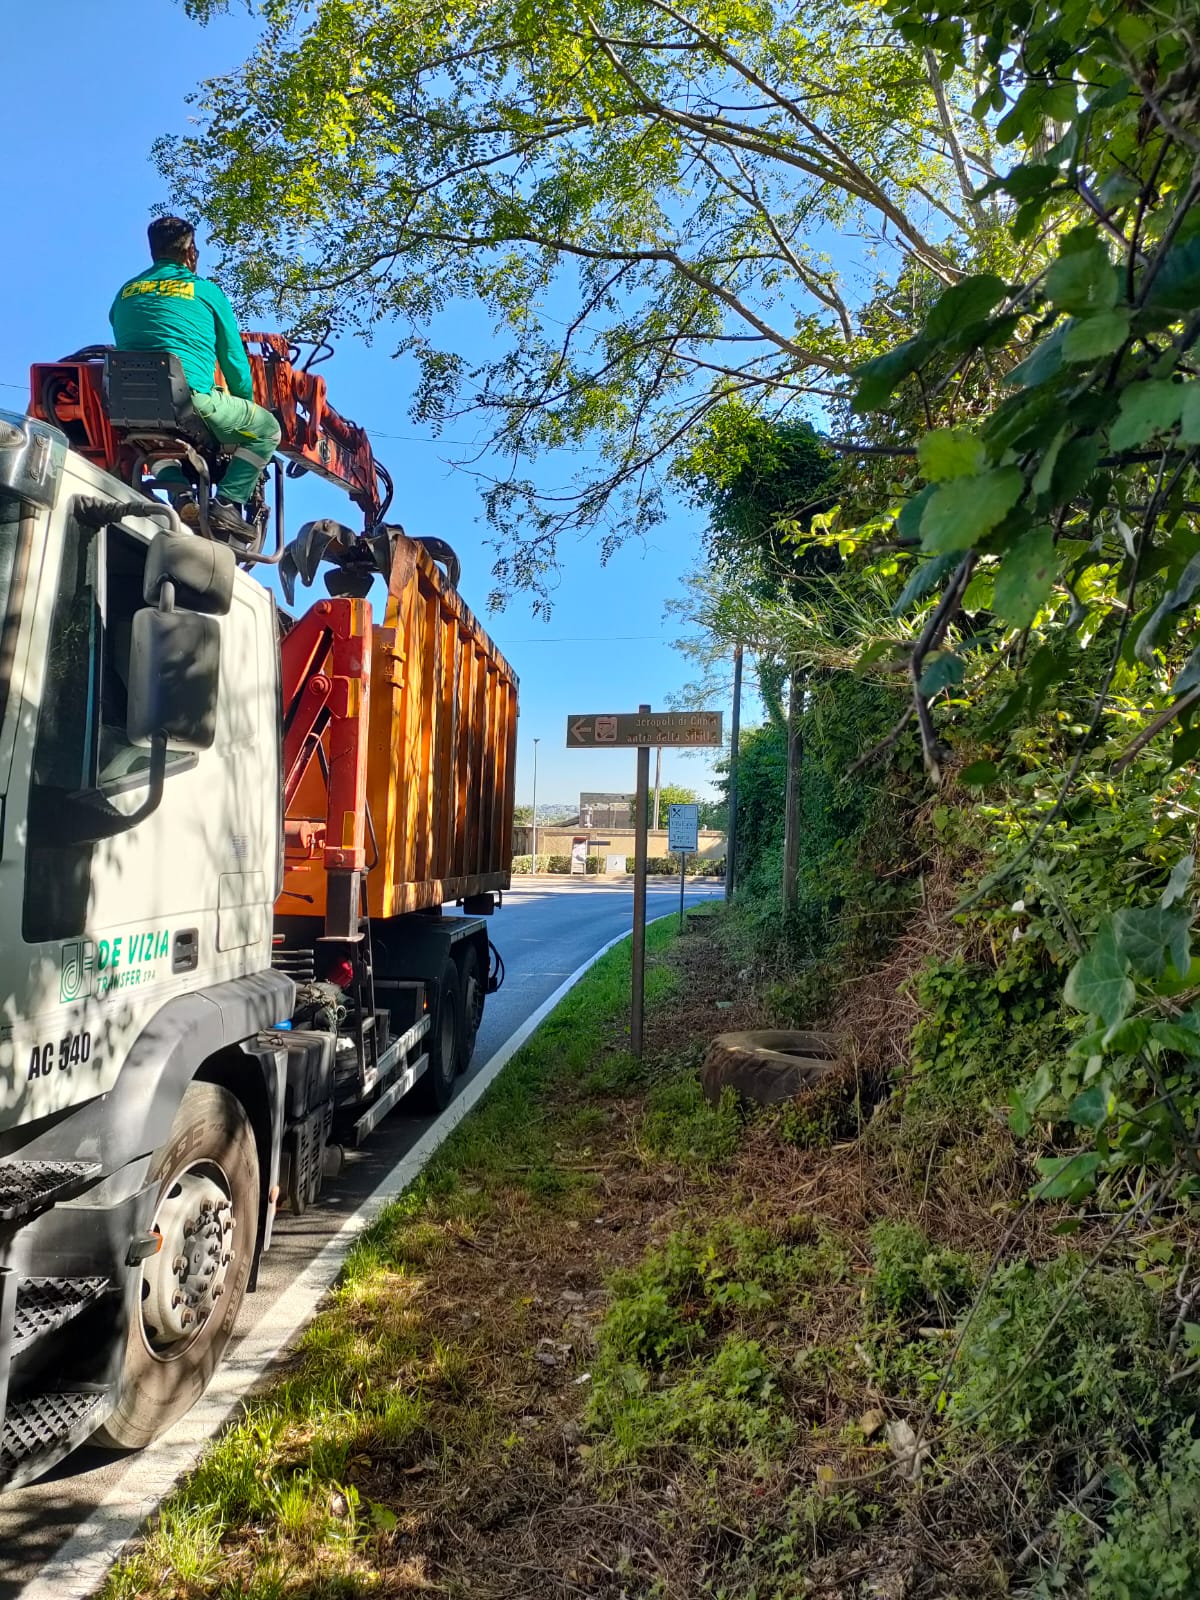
[948,1256,1172,1450]
[623,855,723,876]
[509,854,551,874]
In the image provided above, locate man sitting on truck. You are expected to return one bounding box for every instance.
[110,216,281,540]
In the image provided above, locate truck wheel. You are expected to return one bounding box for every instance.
[416,960,462,1112]
[457,944,485,1074]
[95,1081,259,1450]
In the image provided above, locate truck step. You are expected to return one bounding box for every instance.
[0,1160,102,1223]
[13,1276,110,1355]
[0,1392,108,1486]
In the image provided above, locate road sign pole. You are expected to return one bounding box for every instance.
[679,851,687,931]
[631,705,651,1058]
[725,646,743,902]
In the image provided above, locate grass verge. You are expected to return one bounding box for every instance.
[102,907,1198,1599]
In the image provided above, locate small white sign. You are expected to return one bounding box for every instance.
[667,803,699,854]
[606,853,625,875]
[570,838,588,875]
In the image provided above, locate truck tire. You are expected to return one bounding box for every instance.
[415,960,463,1113]
[457,943,484,1074]
[95,1081,259,1450]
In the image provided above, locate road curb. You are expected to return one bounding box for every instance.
[20,918,666,1600]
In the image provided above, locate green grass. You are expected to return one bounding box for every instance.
[584,1214,850,1469]
[101,918,684,1600]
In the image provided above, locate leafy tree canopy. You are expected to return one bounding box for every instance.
[166,0,991,605]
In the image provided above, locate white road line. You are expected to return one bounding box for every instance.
[21,918,663,1600]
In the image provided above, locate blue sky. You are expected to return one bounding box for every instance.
[0,0,750,807]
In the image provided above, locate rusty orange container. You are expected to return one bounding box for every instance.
[280,535,518,921]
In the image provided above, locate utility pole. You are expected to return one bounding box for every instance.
[782,667,802,913]
[725,644,743,902]
[531,737,540,874]
[652,746,662,832]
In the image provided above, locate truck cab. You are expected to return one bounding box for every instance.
[0,388,516,1486]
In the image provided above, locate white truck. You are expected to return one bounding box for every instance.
[0,337,517,1486]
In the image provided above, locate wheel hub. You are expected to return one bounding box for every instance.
[142,1168,236,1350]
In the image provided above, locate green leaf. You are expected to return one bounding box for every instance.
[1042,81,1078,121]
[895,485,939,546]
[978,165,1057,203]
[1149,1021,1200,1057]
[917,428,986,482]
[1175,645,1200,695]
[1062,309,1130,362]
[1008,1088,1032,1137]
[1025,645,1072,713]
[1101,1017,1148,1054]
[993,526,1057,628]
[1046,236,1118,315]
[1180,385,1200,445]
[368,1500,398,1533]
[1135,551,1200,665]
[961,570,994,611]
[891,550,957,616]
[853,338,930,412]
[1110,381,1184,451]
[1171,725,1200,771]
[1064,922,1134,1027]
[1023,1061,1056,1115]
[1035,1151,1103,1201]
[1032,429,1067,499]
[1067,1083,1112,1129]
[918,651,966,696]
[1111,905,1192,980]
[920,468,1025,554]
[959,759,1000,787]
[922,274,1007,342]
[853,638,898,673]
[1006,325,1067,389]
[1160,853,1195,909]
[1144,236,1200,314]
[983,684,1028,734]
[1050,432,1101,503]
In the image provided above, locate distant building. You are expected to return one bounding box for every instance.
[579,791,635,829]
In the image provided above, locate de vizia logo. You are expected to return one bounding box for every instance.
[60,940,97,1003]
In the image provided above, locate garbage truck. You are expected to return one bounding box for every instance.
[0,334,517,1486]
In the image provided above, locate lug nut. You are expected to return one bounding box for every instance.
[180,1309,195,1327]
[173,1254,188,1274]
[212,1284,224,1299]
[171,1291,184,1309]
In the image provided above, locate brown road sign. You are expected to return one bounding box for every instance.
[566,710,723,748]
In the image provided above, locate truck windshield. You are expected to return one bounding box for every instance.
[0,489,31,742]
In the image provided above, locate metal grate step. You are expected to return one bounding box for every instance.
[13,1276,110,1355]
[0,1392,106,1482]
[0,1161,101,1223]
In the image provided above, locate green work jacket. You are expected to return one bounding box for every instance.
[109,261,253,400]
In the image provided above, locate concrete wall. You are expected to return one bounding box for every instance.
[512,825,726,863]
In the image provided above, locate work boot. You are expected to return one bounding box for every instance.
[178,495,257,545]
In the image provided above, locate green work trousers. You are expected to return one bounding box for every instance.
[154,388,281,503]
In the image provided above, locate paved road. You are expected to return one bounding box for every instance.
[0,878,721,1595]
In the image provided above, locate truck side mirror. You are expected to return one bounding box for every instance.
[127,608,221,749]
[144,529,235,616]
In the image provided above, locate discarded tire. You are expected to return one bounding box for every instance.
[701,1029,841,1108]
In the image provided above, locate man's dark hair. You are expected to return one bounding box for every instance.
[147,216,195,263]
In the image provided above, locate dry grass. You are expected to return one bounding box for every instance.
[103,907,1069,1600]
